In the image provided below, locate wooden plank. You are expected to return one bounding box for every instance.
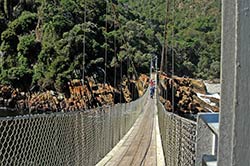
[130,104,154,165]
[143,108,157,166]
[118,109,149,166]
[97,98,163,166]
[103,106,147,166]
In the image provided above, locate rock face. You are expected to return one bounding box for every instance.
[189,78,207,94]
[0,85,27,109]
[159,74,219,115]
[0,85,28,116]
[1,73,219,117]
[0,74,149,116]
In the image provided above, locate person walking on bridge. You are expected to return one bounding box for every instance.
[150,79,155,98]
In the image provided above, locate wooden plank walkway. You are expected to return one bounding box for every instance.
[97,98,165,166]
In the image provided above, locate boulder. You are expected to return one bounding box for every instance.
[159,74,219,115]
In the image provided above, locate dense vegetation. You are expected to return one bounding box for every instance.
[0,0,221,93]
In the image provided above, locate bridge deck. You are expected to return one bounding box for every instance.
[97,98,165,166]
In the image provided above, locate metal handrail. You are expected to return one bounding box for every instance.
[158,101,197,166]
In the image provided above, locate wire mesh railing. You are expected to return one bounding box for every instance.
[0,90,148,166]
[158,101,197,166]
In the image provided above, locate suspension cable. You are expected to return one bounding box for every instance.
[109,0,138,79]
[82,0,86,86]
[104,0,108,85]
[114,23,117,88]
[113,1,117,104]
[163,0,168,106]
[107,0,123,103]
[171,0,175,113]
[120,59,123,103]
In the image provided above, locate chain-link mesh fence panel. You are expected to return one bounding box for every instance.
[0,90,148,166]
[158,101,197,166]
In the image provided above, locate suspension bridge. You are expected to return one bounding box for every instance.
[0,73,197,166]
[1,0,250,165]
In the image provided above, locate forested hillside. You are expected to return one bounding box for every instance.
[126,0,221,79]
[0,0,221,92]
